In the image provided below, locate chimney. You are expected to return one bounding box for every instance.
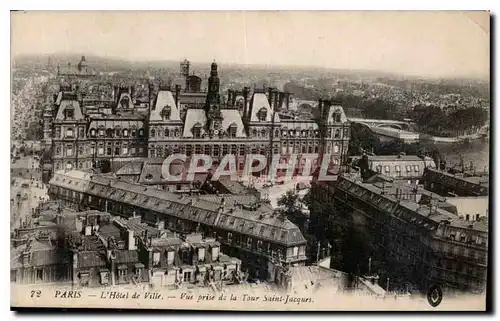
[285,92,290,109]
[268,87,274,106]
[175,85,181,107]
[22,251,31,266]
[274,90,280,109]
[227,90,233,107]
[232,90,237,107]
[243,87,249,119]
[148,83,154,102]
[278,92,285,110]
[127,230,136,251]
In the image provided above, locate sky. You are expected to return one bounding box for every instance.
[11,11,490,78]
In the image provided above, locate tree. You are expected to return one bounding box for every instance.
[277,189,308,231]
[348,123,380,155]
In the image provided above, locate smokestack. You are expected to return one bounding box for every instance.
[175,85,181,107]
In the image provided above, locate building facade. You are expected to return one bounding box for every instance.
[48,170,308,280]
[321,174,488,294]
[43,58,350,181]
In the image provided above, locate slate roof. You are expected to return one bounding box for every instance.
[78,251,107,269]
[150,90,182,122]
[55,100,84,121]
[114,249,139,264]
[248,93,273,122]
[52,171,307,246]
[116,162,144,176]
[182,109,207,137]
[422,168,489,196]
[336,175,488,233]
[220,109,247,137]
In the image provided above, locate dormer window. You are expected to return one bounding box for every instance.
[105,129,113,138]
[198,248,206,262]
[334,111,341,123]
[165,128,170,137]
[334,129,340,138]
[167,250,175,265]
[161,106,171,120]
[193,123,202,138]
[150,129,156,137]
[64,109,74,120]
[153,252,161,267]
[211,246,220,260]
[119,97,130,109]
[258,108,267,122]
[229,123,237,138]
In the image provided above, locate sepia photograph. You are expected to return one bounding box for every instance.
[9,10,491,312]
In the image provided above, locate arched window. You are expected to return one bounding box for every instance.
[90,129,96,137]
[274,129,280,138]
[334,111,341,123]
[174,129,179,137]
[115,129,121,137]
[229,123,237,138]
[66,128,74,138]
[161,106,171,120]
[252,129,257,137]
[261,129,266,137]
[258,108,267,122]
[165,128,170,137]
[333,144,340,153]
[105,128,113,138]
[122,129,128,137]
[193,123,202,138]
[335,129,340,138]
[150,129,156,137]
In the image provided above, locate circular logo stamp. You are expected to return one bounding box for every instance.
[427,284,443,307]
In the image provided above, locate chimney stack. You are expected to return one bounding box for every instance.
[243,87,249,119]
[285,92,291,109]
[127,230,136,251]
[227,90,232,107]
[273,90,279,109]
[268,88,274,107]
[175,85,181,107]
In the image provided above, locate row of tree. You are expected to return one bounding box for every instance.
[411,106,488,137]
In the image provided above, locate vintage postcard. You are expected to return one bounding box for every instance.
[10,11,490,311]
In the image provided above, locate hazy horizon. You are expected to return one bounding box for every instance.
[11,11,490,80]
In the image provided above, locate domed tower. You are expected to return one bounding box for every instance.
[77,55,87,72]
